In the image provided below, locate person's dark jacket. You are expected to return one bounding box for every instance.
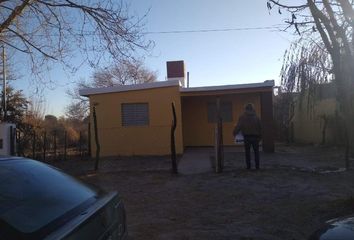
[233,110,262,138]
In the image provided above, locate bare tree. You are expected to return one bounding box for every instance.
[92,59,157,86]
[66,59,157,120]
[25,96,47,128]
[65,101,87,121]
[268,0,354,168]
[280,41,332,93]
[0,1,151,76]
[65,78,91,121]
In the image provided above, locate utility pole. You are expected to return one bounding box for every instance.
[2,46,6,121]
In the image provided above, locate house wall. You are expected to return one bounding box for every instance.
[89,86,183,156]
[181,93,261,146]
[292,98,337,144]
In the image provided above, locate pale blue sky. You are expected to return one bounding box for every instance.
[13,0,296,116]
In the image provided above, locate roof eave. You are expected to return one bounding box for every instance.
[180,80,274,93]
[79,80,181,97]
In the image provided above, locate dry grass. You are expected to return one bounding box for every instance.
[49,145,354,240]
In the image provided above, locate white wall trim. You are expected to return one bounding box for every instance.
[180,80,274,93]
[79,80,180,97]
[79,79,275,97]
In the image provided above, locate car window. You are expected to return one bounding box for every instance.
[0,159,98,236]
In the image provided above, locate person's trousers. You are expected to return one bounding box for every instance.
[244,136,260,169]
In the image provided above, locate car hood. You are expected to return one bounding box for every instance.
[309,216,354,240]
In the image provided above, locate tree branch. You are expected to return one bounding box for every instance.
[0,39,30,53]
[323,0,352,57]
[0,0,32,34]
[269,0,308,9]
[308,0,338,60]
[337,0,354,26]
[7,28,57,60]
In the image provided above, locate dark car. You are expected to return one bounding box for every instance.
[0,157,127,240]
[309,215,354,240]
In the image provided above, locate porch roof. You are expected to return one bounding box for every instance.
[180,80,274,97]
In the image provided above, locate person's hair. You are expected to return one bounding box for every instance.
[245,103,254,111]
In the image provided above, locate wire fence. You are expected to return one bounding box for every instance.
[16,128,90,162]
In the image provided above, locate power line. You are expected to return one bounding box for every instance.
[143,26,286,34]
[2,25,287,38]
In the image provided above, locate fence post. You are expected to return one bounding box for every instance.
[171,102,178,174]
[64,130,67,161]
[32,130,36,159]
[218,117,224,172]
[9,126,14,155]
[16,129,20,156]
[215,98,224,173]
[88,122,91,158]
[43,131,46,161]
[79,131,82,160]
[93,106,100,171]
[53,130,57,160]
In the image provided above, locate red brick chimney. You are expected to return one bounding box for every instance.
[166,60,185,86]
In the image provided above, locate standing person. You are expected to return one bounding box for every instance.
[233,103,262,170]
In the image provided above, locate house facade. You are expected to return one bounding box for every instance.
[80,61,275,157]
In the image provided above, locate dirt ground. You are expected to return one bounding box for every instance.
[50,144,354,240]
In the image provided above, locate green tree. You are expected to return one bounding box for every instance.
[0,85,29,125]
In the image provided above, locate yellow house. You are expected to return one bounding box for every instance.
[80,61,275,157]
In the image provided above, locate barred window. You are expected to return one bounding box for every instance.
[121,103,149,126]
[207,102,233,123]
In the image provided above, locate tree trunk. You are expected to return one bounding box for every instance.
[340,63,354,170]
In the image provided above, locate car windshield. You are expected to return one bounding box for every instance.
[0,159,97,236]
